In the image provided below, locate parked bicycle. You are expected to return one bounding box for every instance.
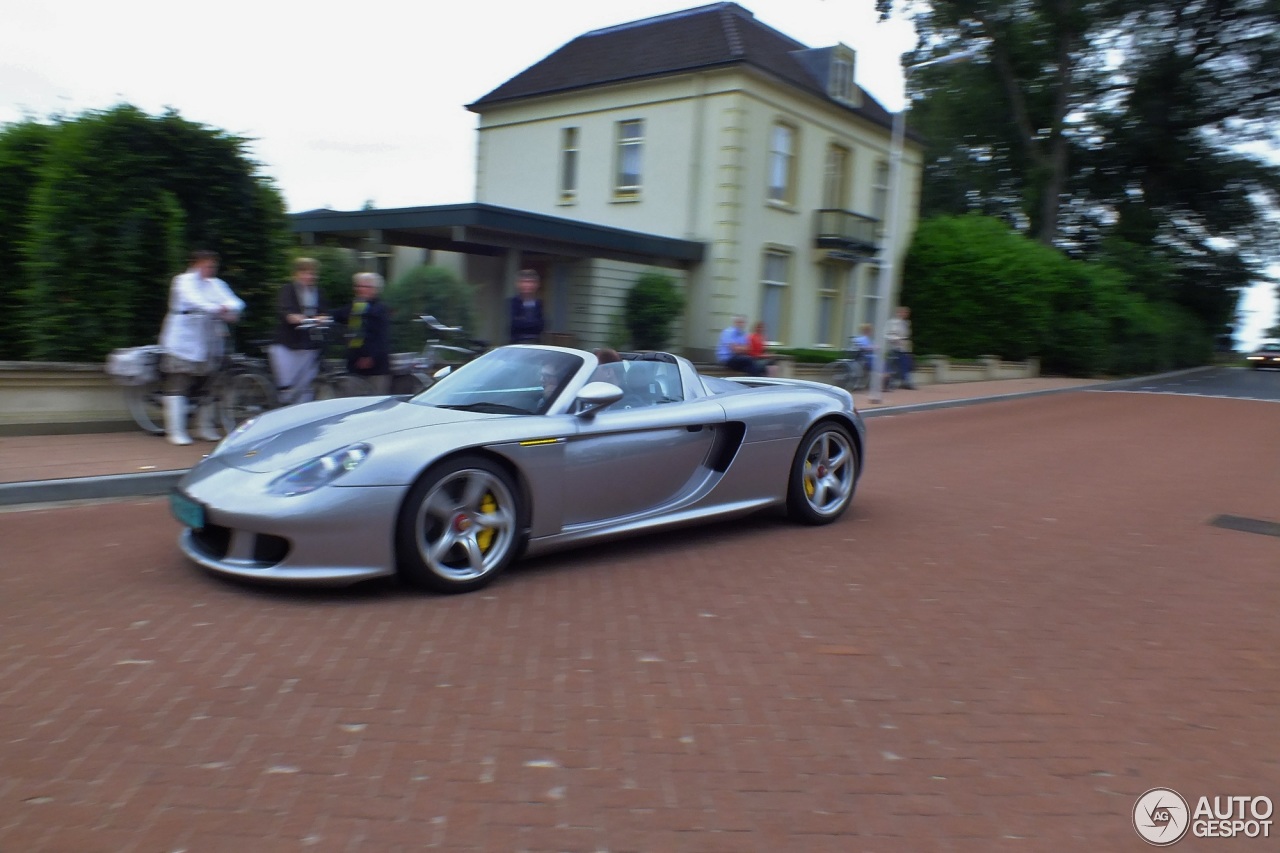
[823,348,873,392]
[107,335,272,437]
[398,315,488,394]
[222,320,373,421]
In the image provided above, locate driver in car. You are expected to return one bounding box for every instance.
[535,361,566,412]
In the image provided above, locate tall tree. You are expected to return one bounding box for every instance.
[878,0,1280,337]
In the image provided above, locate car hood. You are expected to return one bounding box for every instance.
[215,397,507,473]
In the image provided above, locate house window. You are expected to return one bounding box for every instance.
[560,127,579,202]
[822,144,850,210]
[615,119,644,197]
[767,123,797,205]
[817,264,843,346]
[830,57,854,103]
[872,159,890,234]
[761,251,791,343]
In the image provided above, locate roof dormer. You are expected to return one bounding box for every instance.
[827,44,858,106]
[789,43,861,109]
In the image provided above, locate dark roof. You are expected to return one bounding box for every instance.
[290,203,704,266]
[467,2,896,132]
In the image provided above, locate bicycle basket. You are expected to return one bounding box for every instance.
[105,345,163,386]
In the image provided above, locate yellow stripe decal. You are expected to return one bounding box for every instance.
[518,438,562,447]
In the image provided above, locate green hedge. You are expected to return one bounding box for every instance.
[3,105,289,362]
[902,214,1214,376]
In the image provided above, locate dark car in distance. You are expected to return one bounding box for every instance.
[1246,342,1280,369]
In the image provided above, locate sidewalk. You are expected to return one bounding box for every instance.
[0,376,1097,505]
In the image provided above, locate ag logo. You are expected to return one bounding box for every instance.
[1134,787,1190,845]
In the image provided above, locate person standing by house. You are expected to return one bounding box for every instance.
[332,272,392,394]
[158,249,244,445]
[885,305,915,390]
[509,268,544,344]
[269,257,330,404]
[716,315,765,376]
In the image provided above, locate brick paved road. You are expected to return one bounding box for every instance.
[1,391,1277,852]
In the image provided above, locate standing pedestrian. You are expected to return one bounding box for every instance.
[332,272,392,394]
[509,268,544,344]
[885,306,915,390]
[157,250,244,445]
[269,257,330,404]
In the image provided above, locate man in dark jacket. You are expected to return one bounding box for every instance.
[333,272,392,394]
[509,268,544,344]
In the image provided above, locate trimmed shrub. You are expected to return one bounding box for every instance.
[625,272,683,350]
[383,265,477,352]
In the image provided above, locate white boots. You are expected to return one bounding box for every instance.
[164,395,191,446]
[165,395,219,445]
[193,403,221,442]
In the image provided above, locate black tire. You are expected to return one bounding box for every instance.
[786,422,859,525]
[396,455,525,593]
[222,371,276,431]
[392,373,428,396]
[824,360,855,390]
[124,379,166,435]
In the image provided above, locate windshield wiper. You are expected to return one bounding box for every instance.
[437,402,530,415]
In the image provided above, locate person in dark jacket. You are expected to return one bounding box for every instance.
[269,257,330,403]
[509,268,544,344]
[332,272,392,394]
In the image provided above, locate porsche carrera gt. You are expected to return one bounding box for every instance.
[171,345,865,593]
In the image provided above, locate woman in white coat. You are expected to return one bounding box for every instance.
[158,250,245,445]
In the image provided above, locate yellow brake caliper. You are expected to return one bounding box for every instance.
[804,458,816,498]
[476,493,497,552]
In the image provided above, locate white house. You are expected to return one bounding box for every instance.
[293,2,922,359]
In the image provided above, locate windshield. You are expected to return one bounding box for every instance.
[409,347,585,415]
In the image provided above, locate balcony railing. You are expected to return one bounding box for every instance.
[814,209,880,260]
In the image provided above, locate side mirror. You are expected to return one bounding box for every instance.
[574,381,623,417]
[433,365,452,380]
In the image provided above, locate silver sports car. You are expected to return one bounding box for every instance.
[170,345,866,593]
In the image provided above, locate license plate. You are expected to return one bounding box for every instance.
[169,490,206,530]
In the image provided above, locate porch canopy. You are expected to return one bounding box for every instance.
[290,202,704,267]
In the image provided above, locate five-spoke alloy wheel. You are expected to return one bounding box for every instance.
[787,422,859,524]
[396,456,524,593]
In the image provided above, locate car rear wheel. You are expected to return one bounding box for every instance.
[787,422,858,524]
[396,455,524,593]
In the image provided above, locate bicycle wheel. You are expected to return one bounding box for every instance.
[848,360,869,391]
[823,360,855,390]
[124,379,166,435]
[314,372,374,400]
[222,371,277,432]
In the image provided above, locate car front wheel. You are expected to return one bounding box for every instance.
[396,455,524,593]
[787,422,858,524]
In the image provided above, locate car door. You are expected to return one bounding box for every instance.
[560,397,727,527]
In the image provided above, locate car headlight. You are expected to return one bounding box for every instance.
[267,443,370,496]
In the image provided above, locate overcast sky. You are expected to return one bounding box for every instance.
[0,0,917,212]
[2,0,1274,343]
